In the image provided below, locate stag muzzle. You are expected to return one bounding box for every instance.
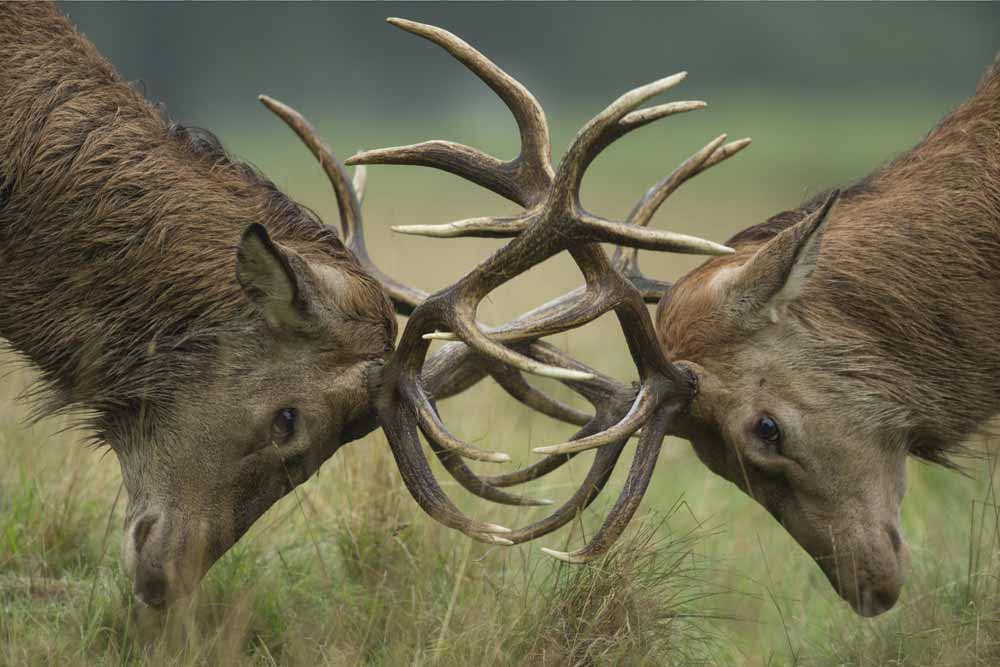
[822,523,908,617]
[121,510,227,609]
[783,508,909,617]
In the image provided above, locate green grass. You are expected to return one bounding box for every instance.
[2,95,999,665]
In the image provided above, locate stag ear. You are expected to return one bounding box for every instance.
[236,223,318,332]
[728,190,840,325]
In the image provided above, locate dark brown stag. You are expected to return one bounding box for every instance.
[0,6,740,608]
[345,22,1000,617]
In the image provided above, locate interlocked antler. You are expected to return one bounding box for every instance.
[342,18,748,559]
[260,96,619,510]
[262,17,749,560]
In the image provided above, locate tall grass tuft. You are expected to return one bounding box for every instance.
[504,505,729,666]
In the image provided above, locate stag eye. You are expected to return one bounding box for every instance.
[754,415,781,444]
[270,408,297,444]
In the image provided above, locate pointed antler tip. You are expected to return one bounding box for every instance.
[660,71,688,87]
[422,331,458,341]
[386,17,420,31]
[540,547,575,562]
[538,366,594,382]
[541,547,596,563]
[394,224,460,238]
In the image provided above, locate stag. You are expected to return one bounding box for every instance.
[344,22,1000,617]
[0,6,739,608]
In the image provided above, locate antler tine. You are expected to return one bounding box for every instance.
[352,164,367,205]
[604,134,750,300]
[624,134,752,233]
[419,272,652,348]
[540,407,670,561]
[469,336,673,555]
[259,95,426,316]
[375,390,513,537]
[552,72,689,197]
[533,383,659,455]
[392,215,529,239]
[346,18,553,209]
[476,340,635,488]
[402,376,511,463]
[259,95,361,241]
[419,337,633,495]
[488,375,639,545]
[427,440,555,507]
[422,345,639,536]
[485,361,591,428]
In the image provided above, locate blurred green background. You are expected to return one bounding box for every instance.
[1,4,997,665]
[56,2,1000,300]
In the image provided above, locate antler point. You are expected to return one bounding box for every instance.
[541,547,574,562]
[422,331,458,341]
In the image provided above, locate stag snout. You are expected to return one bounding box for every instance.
[122,511,171,608]
[817,522,909,617]
[122,510,222,609]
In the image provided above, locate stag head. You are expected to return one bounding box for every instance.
[120,217,397,608]
[657,193,909,616]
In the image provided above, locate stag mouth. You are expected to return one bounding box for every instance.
[811,528,908,618]
[856,587,900,617]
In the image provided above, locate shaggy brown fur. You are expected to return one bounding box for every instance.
[0,2,402,608]
[652,51,1000,616]
[0,4,396,431]
[659,52,1000,468]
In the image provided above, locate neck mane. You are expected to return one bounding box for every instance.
[0,3,376,425]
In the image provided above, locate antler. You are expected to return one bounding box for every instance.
[258,96,425,316]
[338,18,749,558]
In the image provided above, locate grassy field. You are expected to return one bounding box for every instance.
[2,96,999,665]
